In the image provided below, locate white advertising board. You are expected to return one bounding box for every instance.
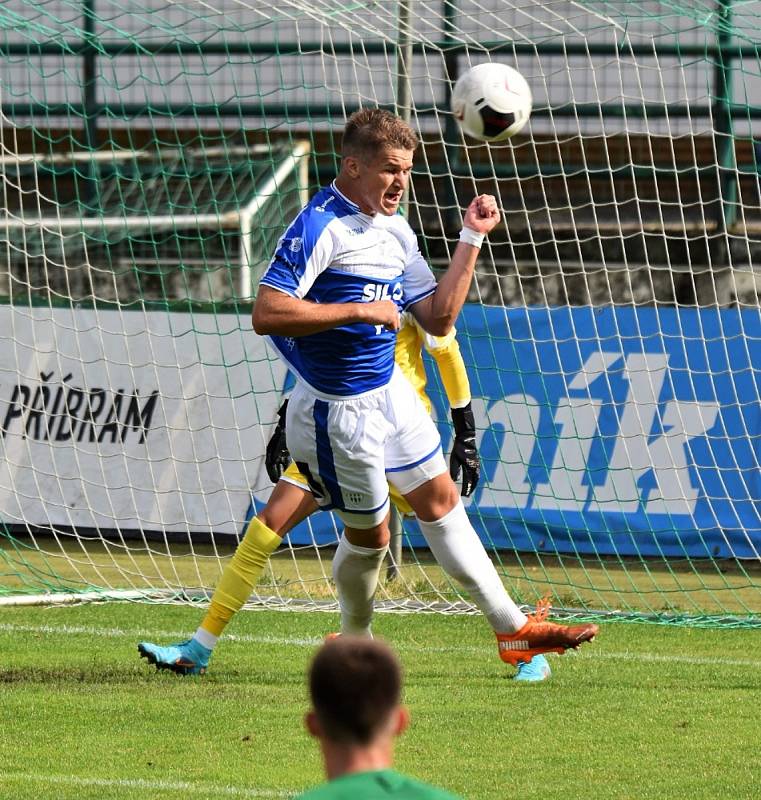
[0,305,286,534]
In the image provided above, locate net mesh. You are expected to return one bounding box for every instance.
[1,0,760,625]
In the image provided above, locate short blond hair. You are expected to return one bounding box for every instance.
[342,108,419,159]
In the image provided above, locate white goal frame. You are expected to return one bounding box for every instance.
[0,141,311,300]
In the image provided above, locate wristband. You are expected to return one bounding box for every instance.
[458,227,485,248]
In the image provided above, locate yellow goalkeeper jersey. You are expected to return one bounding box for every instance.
[394,312,471,413]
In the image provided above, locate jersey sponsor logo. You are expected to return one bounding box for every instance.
[314,196,335,213]
[361,282,403,303]
[471,351,720,516]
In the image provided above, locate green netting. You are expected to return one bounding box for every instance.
[1,0,761,626]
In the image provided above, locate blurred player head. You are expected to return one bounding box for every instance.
[337,108,419,216]
[305,636,409,775]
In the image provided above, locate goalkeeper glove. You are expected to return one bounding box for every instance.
[449,402,480,498]
[265,399,291,483]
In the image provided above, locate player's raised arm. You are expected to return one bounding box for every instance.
[409,194,500,337]
[252,285,400,336]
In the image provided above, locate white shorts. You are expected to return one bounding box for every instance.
[286,367,447,529]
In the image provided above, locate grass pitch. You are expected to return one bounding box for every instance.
[0,603,759,800]
[5,536,761,620]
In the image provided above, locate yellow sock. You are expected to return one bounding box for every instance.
[200,517,282,637]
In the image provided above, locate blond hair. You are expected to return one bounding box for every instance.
[342,108,419,159]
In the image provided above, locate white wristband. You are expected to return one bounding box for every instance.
[458,227,485,248]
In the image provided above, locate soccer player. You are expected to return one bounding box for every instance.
[140,108,597,675]
[298,635,464,800]
[252,108,597,661]
[138,313,549,680]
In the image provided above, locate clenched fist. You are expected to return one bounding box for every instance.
[462,194,501,235]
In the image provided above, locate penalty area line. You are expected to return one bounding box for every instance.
[1,771,293,797]
[1,620,760,669]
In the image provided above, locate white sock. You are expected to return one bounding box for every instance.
[192,627,218,651]
[332,534,388,636]
[417,502,528,634]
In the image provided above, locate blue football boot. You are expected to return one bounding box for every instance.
[513,653,551,682]
[137,638,211,676]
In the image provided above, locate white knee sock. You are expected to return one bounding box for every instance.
[332,534,388,636]
[417,502,528,634]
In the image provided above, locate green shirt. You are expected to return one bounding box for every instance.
[294,769,464,800]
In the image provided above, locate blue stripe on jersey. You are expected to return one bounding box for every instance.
[259,183,434,396]
[268,268,402,395]
[313,400,344,510]
[402,286,436,311]
[261,186,355,293]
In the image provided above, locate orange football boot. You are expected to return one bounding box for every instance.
[496,597,599,666]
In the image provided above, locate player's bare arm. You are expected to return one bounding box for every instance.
[410,194,500,336]
[253,285,401,336]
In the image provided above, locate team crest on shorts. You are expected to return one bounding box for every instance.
[288,237,303,252]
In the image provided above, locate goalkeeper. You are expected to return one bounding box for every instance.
[138,314,548,681]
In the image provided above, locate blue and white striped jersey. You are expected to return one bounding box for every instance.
[260,182,437,397]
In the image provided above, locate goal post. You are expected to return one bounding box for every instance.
[0,142,311,302]
[1,0,761,626]
[239,140,311,299]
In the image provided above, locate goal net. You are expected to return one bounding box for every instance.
[1,0,760,625]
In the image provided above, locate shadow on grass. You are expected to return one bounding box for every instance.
[0,665,147,685]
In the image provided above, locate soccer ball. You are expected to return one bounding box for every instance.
[451,63,532,142]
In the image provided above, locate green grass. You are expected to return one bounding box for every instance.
[1,604,760,799]
[4,536,761,620]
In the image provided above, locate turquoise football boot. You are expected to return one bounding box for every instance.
[513,653,551,682]
[137,639,211,676]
